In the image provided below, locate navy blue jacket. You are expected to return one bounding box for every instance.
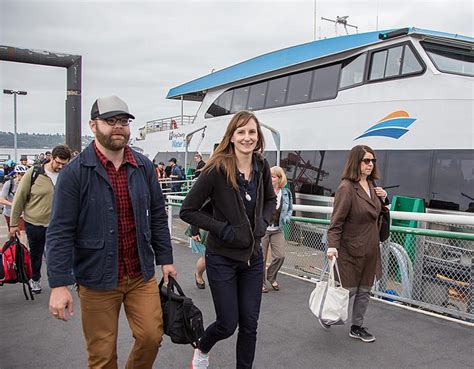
[46,143,173,290]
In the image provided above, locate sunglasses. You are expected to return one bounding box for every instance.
[361,158,377,165]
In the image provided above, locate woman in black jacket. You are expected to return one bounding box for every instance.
[180,110,276,369]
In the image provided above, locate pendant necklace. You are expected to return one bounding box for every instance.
[240,171,252,201]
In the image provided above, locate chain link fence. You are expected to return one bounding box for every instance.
[281,218,474,322]
[166,198,474,322]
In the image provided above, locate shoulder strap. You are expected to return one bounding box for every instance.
[27,165,42,201]
[31,165,41,186]
[8,177,15,196]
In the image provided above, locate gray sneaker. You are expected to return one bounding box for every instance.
[29,279,42,294]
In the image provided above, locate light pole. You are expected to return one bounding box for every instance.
[3,89,27,162]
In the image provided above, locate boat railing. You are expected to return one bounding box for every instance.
[136,115,197,140]
[166,194,474,323]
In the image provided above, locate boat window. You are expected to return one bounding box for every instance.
[265,76,289,108]
[422,42,474,77]
[247,81,268,111]
[339,53,366,89]
[205,90,233,118]
[230,86,250,113]
[311,64,340,101]
[430,151,474,211]
[369,50,387,80]
[384,150,432,200]
[369,44,424,81]
[385,46,403,77]
[402,46,423,74]
[287,70,313,104]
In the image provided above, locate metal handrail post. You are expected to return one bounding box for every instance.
[260,123,281,165]
[184,126,207,174]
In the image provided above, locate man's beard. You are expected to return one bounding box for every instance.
[95,125,130,151]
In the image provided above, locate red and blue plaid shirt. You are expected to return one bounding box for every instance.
[94,142,141,280]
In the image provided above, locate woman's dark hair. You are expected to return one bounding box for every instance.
[202,110,264,189]
[341,145,379,182]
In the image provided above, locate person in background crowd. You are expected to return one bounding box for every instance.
[71,150,80,158]
[164,163,172,178]
[0,164,29,245]
[193,153,206,179]
[9,144,71,294]
[156,161,167,180]
[261,166,293,293]
[168,157,184,193]
[326,145,388,342]
[3,159,16,178]
[180,110,276,369]
[46,95,176,369]
[35,153,45,165]
[188,201,213,290]
[20,156,29,167]
[44,151,52,163]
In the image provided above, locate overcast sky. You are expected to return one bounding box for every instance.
[1,0,472,140]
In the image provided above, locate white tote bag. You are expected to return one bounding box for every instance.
[309,258,349,325]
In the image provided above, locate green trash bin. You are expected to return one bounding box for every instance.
[390,195,425,281]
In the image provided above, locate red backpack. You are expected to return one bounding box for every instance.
[0,237,34,300]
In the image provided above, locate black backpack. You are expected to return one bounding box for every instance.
[177,165,186,180]
[159,276,204,348]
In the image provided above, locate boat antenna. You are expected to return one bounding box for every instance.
[313,0,317,40]
[376,0,379,31]
[320,15,358,36]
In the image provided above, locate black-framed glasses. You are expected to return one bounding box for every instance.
[53,158,69,166]
[361,158,377,165]
[97,117,132,126]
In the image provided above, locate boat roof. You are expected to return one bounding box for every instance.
[166,27,473,101]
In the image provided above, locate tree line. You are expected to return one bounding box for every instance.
[0,131,94,148]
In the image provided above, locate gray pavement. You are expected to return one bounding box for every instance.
[0,216,472,369]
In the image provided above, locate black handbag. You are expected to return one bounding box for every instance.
[373,181,390,242]
[159,276,204,348]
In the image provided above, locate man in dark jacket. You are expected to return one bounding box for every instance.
[168,157,184,193]
[46,95,177,369]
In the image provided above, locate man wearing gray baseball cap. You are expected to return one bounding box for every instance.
[47,95,177,368]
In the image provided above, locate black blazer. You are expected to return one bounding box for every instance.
[180,154,276,262]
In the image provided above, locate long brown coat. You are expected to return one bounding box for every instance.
[327,179,383,287]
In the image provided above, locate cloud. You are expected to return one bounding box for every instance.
[1,0,472,139]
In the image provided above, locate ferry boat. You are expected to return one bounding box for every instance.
[135,27,474,212]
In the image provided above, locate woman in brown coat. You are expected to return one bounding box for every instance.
[326,145,388,342]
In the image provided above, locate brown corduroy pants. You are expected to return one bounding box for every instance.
[78,275,163,369]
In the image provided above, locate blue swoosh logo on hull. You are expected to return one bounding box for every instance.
[355,112,417,140]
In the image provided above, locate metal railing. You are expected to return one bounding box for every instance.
[165,195,474,322]
[137,115,196,139]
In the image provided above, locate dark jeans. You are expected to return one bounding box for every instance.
[24,222,47,281]
[200,247,263,369]
[170,184,182,193]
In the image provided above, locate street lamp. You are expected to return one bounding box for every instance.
[3,89,27,162]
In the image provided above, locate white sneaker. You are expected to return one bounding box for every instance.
[190,348,209,369]
[29,279,42,294]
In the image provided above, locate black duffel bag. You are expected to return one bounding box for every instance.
[159,276,204,348]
